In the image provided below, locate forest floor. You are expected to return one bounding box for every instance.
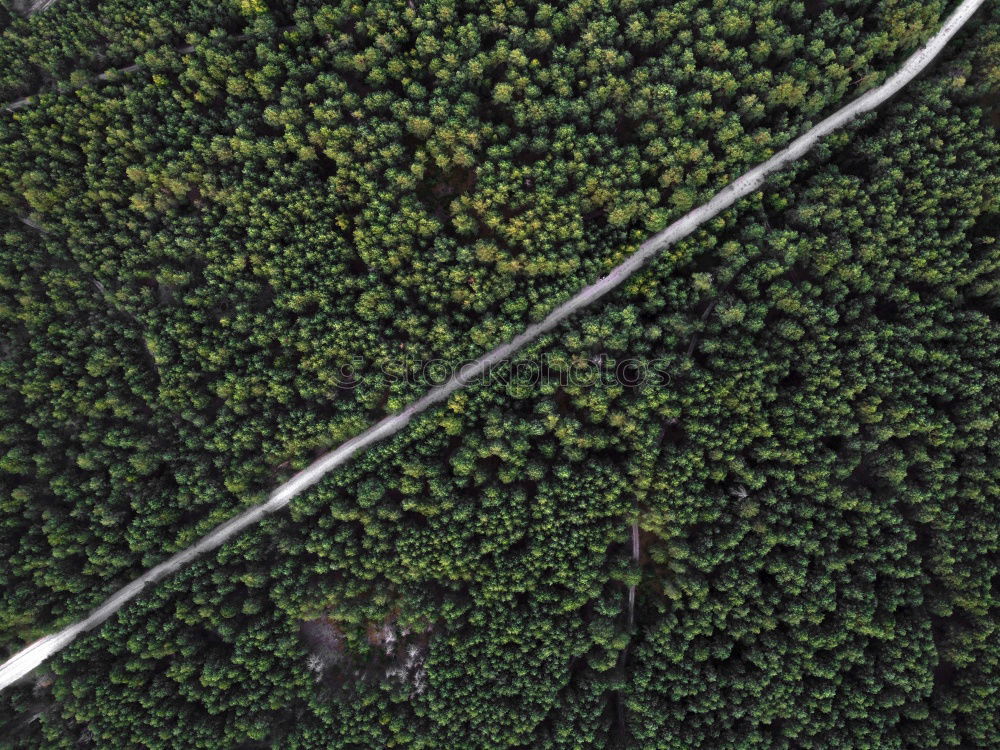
[0,0,987,693]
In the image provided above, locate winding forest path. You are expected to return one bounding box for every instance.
[4,46,187,112]
[2,32,275,112]
[0,0,986,692]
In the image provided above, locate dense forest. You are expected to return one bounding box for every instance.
[0,0,998,747]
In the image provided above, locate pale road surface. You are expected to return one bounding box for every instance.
[22,0,59,15]
[0,0,986,692]
[29,0,59,13]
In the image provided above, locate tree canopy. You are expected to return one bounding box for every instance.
[1,0,998,747]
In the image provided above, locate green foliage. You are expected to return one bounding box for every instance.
[1,0,998,748]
